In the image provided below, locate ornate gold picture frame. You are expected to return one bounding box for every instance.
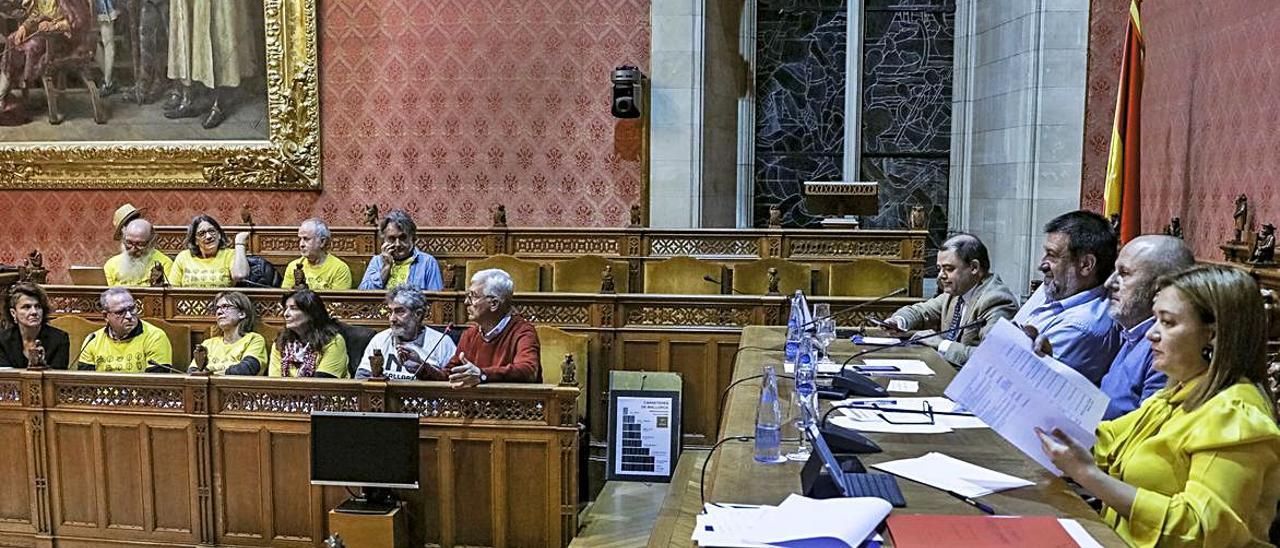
[0,0,319,190]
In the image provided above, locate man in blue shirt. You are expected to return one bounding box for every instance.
[1097,235,1193,419]
[1013,210,1121,384]
[358,210,444,291]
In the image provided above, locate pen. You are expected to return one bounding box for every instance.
[847,399,897,406]
[946,491,997,515]
[853,365,900,372]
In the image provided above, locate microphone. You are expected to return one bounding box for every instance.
[703,275,748,295]
[146,359,186,374]
[839,317,988,369]
[414,323,455,379]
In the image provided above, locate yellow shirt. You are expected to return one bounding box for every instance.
[169,249,235,287]
[78,321,173,373]
[281,255,353,290]
[268,335,349,378]
[103,250,174,286]
[387,256,416,289]
[199,332,268,375]
[1094,379,1280,547]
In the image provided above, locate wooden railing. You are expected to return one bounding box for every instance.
[0,370,579,548]
[151,225,929,296]
[42,286,916,448]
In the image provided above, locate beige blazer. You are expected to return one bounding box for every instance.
[889,273,1019,365]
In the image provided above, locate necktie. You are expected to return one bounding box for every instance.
[945,296,964,341]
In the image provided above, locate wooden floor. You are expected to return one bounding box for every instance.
[570,450,708,548]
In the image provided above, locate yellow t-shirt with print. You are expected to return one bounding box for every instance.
[169,248,235,287]
[78,321,173,373]
[281,255,353,290]
[386,256,416,289]
[199,332,268,375]
[268,335,349,378]
[104,250,174,286]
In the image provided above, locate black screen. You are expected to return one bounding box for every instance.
[310,412,420,488]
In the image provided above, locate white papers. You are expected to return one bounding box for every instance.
[1057,519,1103,548]
[831,397,987,433]
[857,336,901,345]
[887,380,919,393]
[871,452,1034,498]
[693,495,891,547]
[854,358,935,376]
[943,319,1110,475]
[783,360,845,375]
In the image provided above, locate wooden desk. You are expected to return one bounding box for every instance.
[647,326,1126,546]
[0,371,578,548]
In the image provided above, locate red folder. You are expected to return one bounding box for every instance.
[887,515,1080,547]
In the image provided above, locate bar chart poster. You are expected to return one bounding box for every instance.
[607,391,681,482]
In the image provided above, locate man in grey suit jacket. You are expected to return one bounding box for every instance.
[885,233,1019,366]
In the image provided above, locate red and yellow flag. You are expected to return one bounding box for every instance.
[1103,0,1145,243]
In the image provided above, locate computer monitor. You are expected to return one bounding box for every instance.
[310,411,420,490]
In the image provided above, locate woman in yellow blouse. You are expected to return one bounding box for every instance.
[193,291,267,375]
[268,290,348,378]
[168,214,250,287]
[1038,265,1280,547]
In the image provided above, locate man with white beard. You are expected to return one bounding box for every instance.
[355,285,456,380]
[103,218,173,286]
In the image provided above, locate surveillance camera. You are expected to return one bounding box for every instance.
[611,65,644,119]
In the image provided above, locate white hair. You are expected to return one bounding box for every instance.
[99,287,134,309]
[471,268,514,303]
[300,218,331,241]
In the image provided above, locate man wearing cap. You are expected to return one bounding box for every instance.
[104,205,173,286]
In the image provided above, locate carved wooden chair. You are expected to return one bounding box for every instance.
[464,254,542,293]
[144,317,191,369]
[730,258,812,296]
[551,255,630,293]
[535,325,588,421]
[642,256,727,295]
[49,315,102,365]
[827,259,911,297]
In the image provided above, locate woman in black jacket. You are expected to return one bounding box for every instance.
[0,283,69,369]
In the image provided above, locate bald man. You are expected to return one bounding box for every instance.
[1097,235,1195,419]
[886,233,1019,366]
[103,218,173,286]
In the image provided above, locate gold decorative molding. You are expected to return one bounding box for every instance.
[218,389,360,414]
[649,237,760,257]
[397,396,547,422]
[0,0,321,190]
[54,385,184,410]
[0,382,19,405]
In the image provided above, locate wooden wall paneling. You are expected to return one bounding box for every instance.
[48,418,98,530]
[269,429,314,543]
[213,424,267,543]
[503,439,551,548]
[451,437,494,547]
[0,416,31,526]
[101,423,145,531]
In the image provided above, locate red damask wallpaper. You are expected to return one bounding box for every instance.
[1080,0,1126,214]
[0,0,650,282]
[1084,0,1280,257]
[1137,0,1280,256]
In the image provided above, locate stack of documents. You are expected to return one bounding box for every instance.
[828,397,987,434]
[693,494,890,547]
[944,319,1109,474]
[871,452,1033,498]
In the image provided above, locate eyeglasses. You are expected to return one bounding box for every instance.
[122,239,151,251]
[107,305,139,318]
[214,303,239,311]
[464,292,494,303]
[195,228,220,238]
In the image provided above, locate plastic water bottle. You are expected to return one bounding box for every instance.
[794,336,817,399]
[754,364,785,463]
[784,291,802,364]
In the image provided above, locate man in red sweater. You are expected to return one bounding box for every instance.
[427,268,541,387]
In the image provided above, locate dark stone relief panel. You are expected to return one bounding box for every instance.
[860,156,949,270]
[862,8,954,155]
[755,1,848,227]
